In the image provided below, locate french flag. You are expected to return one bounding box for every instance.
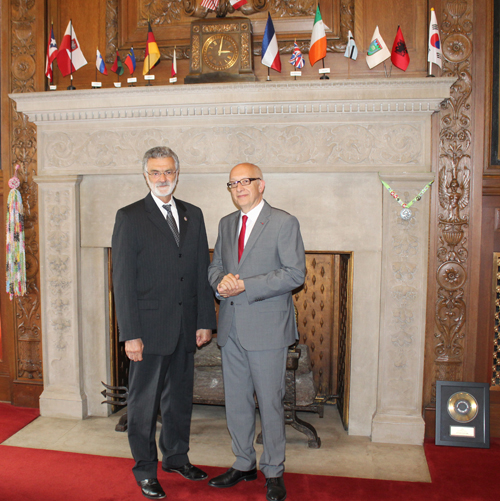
[261,13,281,72]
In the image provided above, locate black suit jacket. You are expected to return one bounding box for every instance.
[111,193,216,356]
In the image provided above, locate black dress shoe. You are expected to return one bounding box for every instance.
[266,477,286,501]
[137,478,166,500]
[208,467,258,488]
[162,462,207,481]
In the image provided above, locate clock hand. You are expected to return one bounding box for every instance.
[219,50,232,54]
[218,36,224,56]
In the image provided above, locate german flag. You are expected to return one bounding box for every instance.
[143,21,160,75]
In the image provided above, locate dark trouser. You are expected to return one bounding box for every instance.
[127,334,194,481]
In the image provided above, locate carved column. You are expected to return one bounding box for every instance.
[2,0,44,406]
[425,0,474,415]
[372,173,434,445]
[35,175,87,419]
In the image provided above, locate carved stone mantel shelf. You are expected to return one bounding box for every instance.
[12,78,455,125]
[10,77,453,445]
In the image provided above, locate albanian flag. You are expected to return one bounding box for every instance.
[391,26,410,71]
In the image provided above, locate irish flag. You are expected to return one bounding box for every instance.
[309,6,327,66]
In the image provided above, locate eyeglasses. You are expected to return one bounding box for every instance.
[227,178,261,189]
[146,170,177,180]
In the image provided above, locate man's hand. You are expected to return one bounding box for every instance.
[125,338,144,362]
[196,329,212,348]
[217,273,245,298]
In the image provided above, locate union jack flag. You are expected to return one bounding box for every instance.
[201,0,219,10]
[289,42,305,69]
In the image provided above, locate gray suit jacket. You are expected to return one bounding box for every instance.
[112,193,216,356]
[208,201,306,351]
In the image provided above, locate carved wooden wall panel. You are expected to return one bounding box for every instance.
[0,0,44,406]
[423,0,476,427]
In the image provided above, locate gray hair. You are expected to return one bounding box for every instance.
[142,146,180,172]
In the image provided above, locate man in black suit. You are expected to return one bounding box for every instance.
[112,146,216,500]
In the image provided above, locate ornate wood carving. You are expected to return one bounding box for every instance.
[9,0,42,382]
[106,0,119,63]
[431,0,473,403]
[493,253,500,387]
[106,0,352,61]
[293,253,352,401]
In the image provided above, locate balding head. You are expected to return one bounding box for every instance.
[228,163,265,213]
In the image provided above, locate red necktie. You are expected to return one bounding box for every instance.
[238,215,248,263]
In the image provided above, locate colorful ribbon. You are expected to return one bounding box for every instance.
[380,178,434,209]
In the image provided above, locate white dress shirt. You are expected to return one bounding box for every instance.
[238,199,265,247]
[151,193,179,230]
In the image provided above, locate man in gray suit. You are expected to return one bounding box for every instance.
[207,163,306,501]
[112,146,216,500]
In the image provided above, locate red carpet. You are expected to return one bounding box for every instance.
[0,403,497,500]
[0,402,39,442]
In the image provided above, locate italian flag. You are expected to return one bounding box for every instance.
[309,6,327,66]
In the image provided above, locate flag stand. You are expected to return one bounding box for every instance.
[319,59,329,80]
[427,61,435,77]
[67,74,76,90]
[266,67,271,81]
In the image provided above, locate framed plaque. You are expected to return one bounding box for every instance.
[435,381,490,448]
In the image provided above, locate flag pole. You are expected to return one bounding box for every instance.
[320,58,329,80]
[67,19,76,90]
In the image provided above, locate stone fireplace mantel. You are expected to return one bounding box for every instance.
[11,77,454,445]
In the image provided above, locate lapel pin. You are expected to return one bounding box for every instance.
[184,217,188,221]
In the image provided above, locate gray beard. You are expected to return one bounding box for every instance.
[148,176,177,198]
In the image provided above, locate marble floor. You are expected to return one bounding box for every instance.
[3,404,431,483]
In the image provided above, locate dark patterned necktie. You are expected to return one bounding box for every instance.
[163,204,180,247]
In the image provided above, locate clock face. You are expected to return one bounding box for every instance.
[202,34,239,72]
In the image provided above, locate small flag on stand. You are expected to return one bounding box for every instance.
[428,8,442,72]
[366,26,390,69]
[230,0,247,8]
[124,47,136,74]
[261,13,281,74]
[111,51,124,75]
[391,26,410,71]
[289,42,305,69]
[96,49,107,75]
[6,165,26,300]
[57,20,88,77]
[344,30,358,60]
[201,0,220,10]
[309,5,327,66]
[45,24,58,82]
[143,21,161,75]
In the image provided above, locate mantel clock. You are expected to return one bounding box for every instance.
[185,18,255,84]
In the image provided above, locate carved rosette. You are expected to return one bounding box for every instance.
[10,0,42,381]
[432,0,473,402]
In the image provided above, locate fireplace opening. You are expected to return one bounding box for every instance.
[107,250,353,429]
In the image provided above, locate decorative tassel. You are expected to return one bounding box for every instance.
[6,164,26,300]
